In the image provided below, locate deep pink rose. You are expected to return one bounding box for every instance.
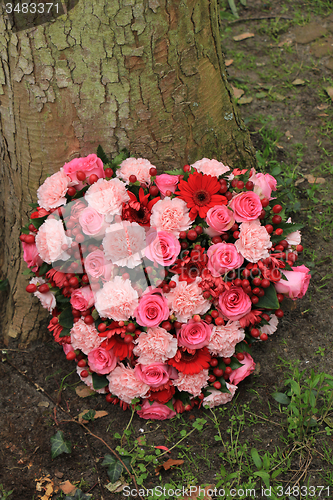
[79,207,107,238]
[145,230,181,266]
[229,353,256,385]
[22,240,43,271]
[85,250,113,281]
[155,174,180,197]
[177,319,212,349]
[134,363,177,388]
[70,286,95,311]
[137,400,176,420]
[135,289,169,327]
[229,192,262,223]
[219,286,252,321]
[63,154,105,190]
[88,347,117,374]
[206,205,235,236]
[207,242,244,277]
[249,169,277,200]
[274,265,311,300]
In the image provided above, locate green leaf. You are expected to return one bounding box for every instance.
[38,262,52,277]
[235,341,252,354]
[256,283,279,309]
[96,145,110,164]
[272,392,291,405]
[29,202,39,209]
[102,455,123,482]
[50,431,71,459]
[253,470,270,488]
[92,372,108,391]
[229,358,243,370]
[59,327,71,338]
[0,278,9,291]
[251,448,263,470]
[22,269,34,276]
[270,222,303,244]
[165,168,184,176]
[165,400,175,412]
[290,380,300,396]
[30,215,48,230]
[228,0,239,17]
[58,308,74,329]
[82,410,96,422]
[122,456,132,473]
[21,226,30,234]
[66,489,92,500]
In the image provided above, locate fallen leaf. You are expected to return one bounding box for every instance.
[304,174,326,184]
[155,458,184,473]
[256,92,267,99]
[285,130,293,139]
[295,178,305,185]
[271,92,285,101]
[231,85,244,99]
[181,485,213,500]
[225,59,233,67]
[238,96,253,105]
[105,480,128,493]
[155,446,171,452]
[317,103,329,110]
[318,113,329,117]
[75,384,95,398]
[78,409,108,423]
[276,144,284,149]
[233,32,255,41]
[38,401,49,408]
[35,476,54,500]
[325,87,333,100]
[292,78,305,85]
[59,480,76,495]
[54,470,64,479]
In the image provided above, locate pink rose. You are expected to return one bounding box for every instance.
[191,158,230,177]
[63,154,105,190]
[145,230,181,266]
[207,242,244,277]
[177,319,212,349]
[203,383,237,408]
[71,319,104,355]
[228,353,256,385]
[133,327,178,364]
[85,250,113,281]
[37,169,71,211]
[206,205,235,236]
[274,265,311,300]
[155,174,180,197]
[88,347,117,374]
[79,207,108,238]
[249,169,277,200]
[150,197,192,236]
[36,218,72,264]
[137,400,176,420]
[107,364,149,403]
[70,286,95,311]
[219,286,252,321]
[229,192,262,223]
[22,240,43,271]
[235,220,272,263]
[134,363,177,388]
[70,200,87,220]
[117,157,155,186]
[94,276,139,321]
[135,289,169,327]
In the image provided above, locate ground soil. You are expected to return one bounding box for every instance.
[1,1,333,499]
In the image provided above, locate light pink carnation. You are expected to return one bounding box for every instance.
[155,174,180,197]
[228,191,262,222]
[133,327,178,364]
[166,276,210,322]
[79,207,108,238]
[145,230,181,267]
[208,320,245,357]
[77,365,107,394]
[137,400,176,420]
[150,197,192,236]
[88,347,117,375]
[135,289,169,327]
[85,178,129,219]
[260,314,279,336]
[173,370,209,397]
[249,169,277,200]
[30,276,56,312]
[85,250,113,281]
[191,158,230,177]
[235,220,272,263]
[117,157,155,186]
[207,242,244,276]
[36,218,72,264]
[94,276,138,321]
[102,221,146,269]
[205,205,235,236]
[177,319,212,350]
[37,169,71,211]
[107,364,149,404]
[134,363,177,388]
[203,383,237,408]
[63,154,105,190]
[70,286,95,311]
[70,319,104,355]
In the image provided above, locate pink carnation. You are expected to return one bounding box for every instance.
[117,157,155,186]
[208,320,245,357]
[205,205,235,236]
[135,289,169,327]
[30,276,56,312]
[85,178,129,219]
[22,240,43,271]
[70,286,95,311]
[274,265,311,300]
[260,314,279,336]
[155,174,180,197]
[173,370,209,397]
[94,276,138,321]
[203,383,237,408]
[228,191,262,223]
[137,400,176,420]
[102,221,146,269]
[79,207,108,238]
[229,353,256,385]
[63,154,105,190]
[249,169,277,200]
[134,363,177,388]
[177,319,212,350]
[85,250,113,281]
[36,218,72,264]
[70,319,103,355]
[107,364,149,404]
[150,197,192,236]
[166,276,210,322]
[77,365,107,394]
[191,158,230,177]
[88,347,117,375]
[145,230,181,267]
[207,242,244,277]
[219,286,252,322]
[133,327,178,364]
[234,220,272,263]
[37,169,71,211]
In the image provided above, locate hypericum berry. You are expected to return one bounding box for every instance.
[242,269,251,279]
[273,204,282,214]
[225,191,233,201]
[242,279,250,288]
[38,283,50,294]
[219,184,228,194]
[149,167,157,176]
[105,394,114,403]
[213,381,222,389]
[149,185,159,197]
[66,351,76,361]
[260,333,268,341]
[129,174,137,183]
[124,334,133,344]
[288,253,297,263]
[251,296,259,304]
[69,277,79,287]
[234,278,242,287]
[98,323,107,333]
[233,231,240,239]
[26,284,37,293]
[296,244,303,252]
[272,215,282,224]
[275,244,284,251]
[231,179,237,188]
[250,328,260,338]
[122,272,130,280]
[223,357,231,365]
[78,359,87,367]
[252,278,262,287]
[224,366,232,375]
[161,321,172,331]
[105,167,113,177]
[76,170,86,181]
[165,189,172,197]
[183,164,191,172]
[210,310,219,319]
[203,291,211,299]
[169,281,177,289]
[186,229,197,241]
[236,353,245,361]
[82,274,89,284]
[275,309,284,318]
[84,315,94,325]
[210,358,218,367]
[252,287,261,295]
[162,284,170,294]
[174,321,182,329]
[180,241,188,250]
[261,279,270,288]
[275,228,283,236]
[259,209,266,220]
[89,174,99,184]
[208,374,216,383]
[265,224,274,234]
[25,234,35,244]
[212,236,222,244]
[80,370,89,378]
[72,309,81,318]
[193,314,201,323]
[126,322,136,333]
[195,225,203,234]
[67,186,76,197]
[179,231,187,239]
[215,317,224,326]
[245,180,254,190]
[261,198,269,207]
[237,180,244,189]
[28,224,37,232]
[213,368,224,378]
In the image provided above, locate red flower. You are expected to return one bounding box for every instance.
[171,247,208,283]
[101,334,132,360]
[175,172,227,219]
[122,187,160,226]
[149,384,175,404]
[168,347,211,374]
[48,320,70,345]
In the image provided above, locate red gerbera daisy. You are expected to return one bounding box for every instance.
[122,188,160,226]
[175,172,227,219]
[148,384,175,404]
[168,347,211,374]
[101,334,132,360]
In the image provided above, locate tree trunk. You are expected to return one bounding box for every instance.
[0,0,255,346]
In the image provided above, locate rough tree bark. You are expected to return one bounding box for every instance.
[0,0,256,346]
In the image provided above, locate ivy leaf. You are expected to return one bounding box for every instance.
[272,392,291,405]
[255,283,279,309]
[91,373,108,391]
[0,278,9,291]
[96,145,110,164]
[50,431,71,459]
[102,455,123,482]
[65,489,92,500]
[58,308,74,329]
